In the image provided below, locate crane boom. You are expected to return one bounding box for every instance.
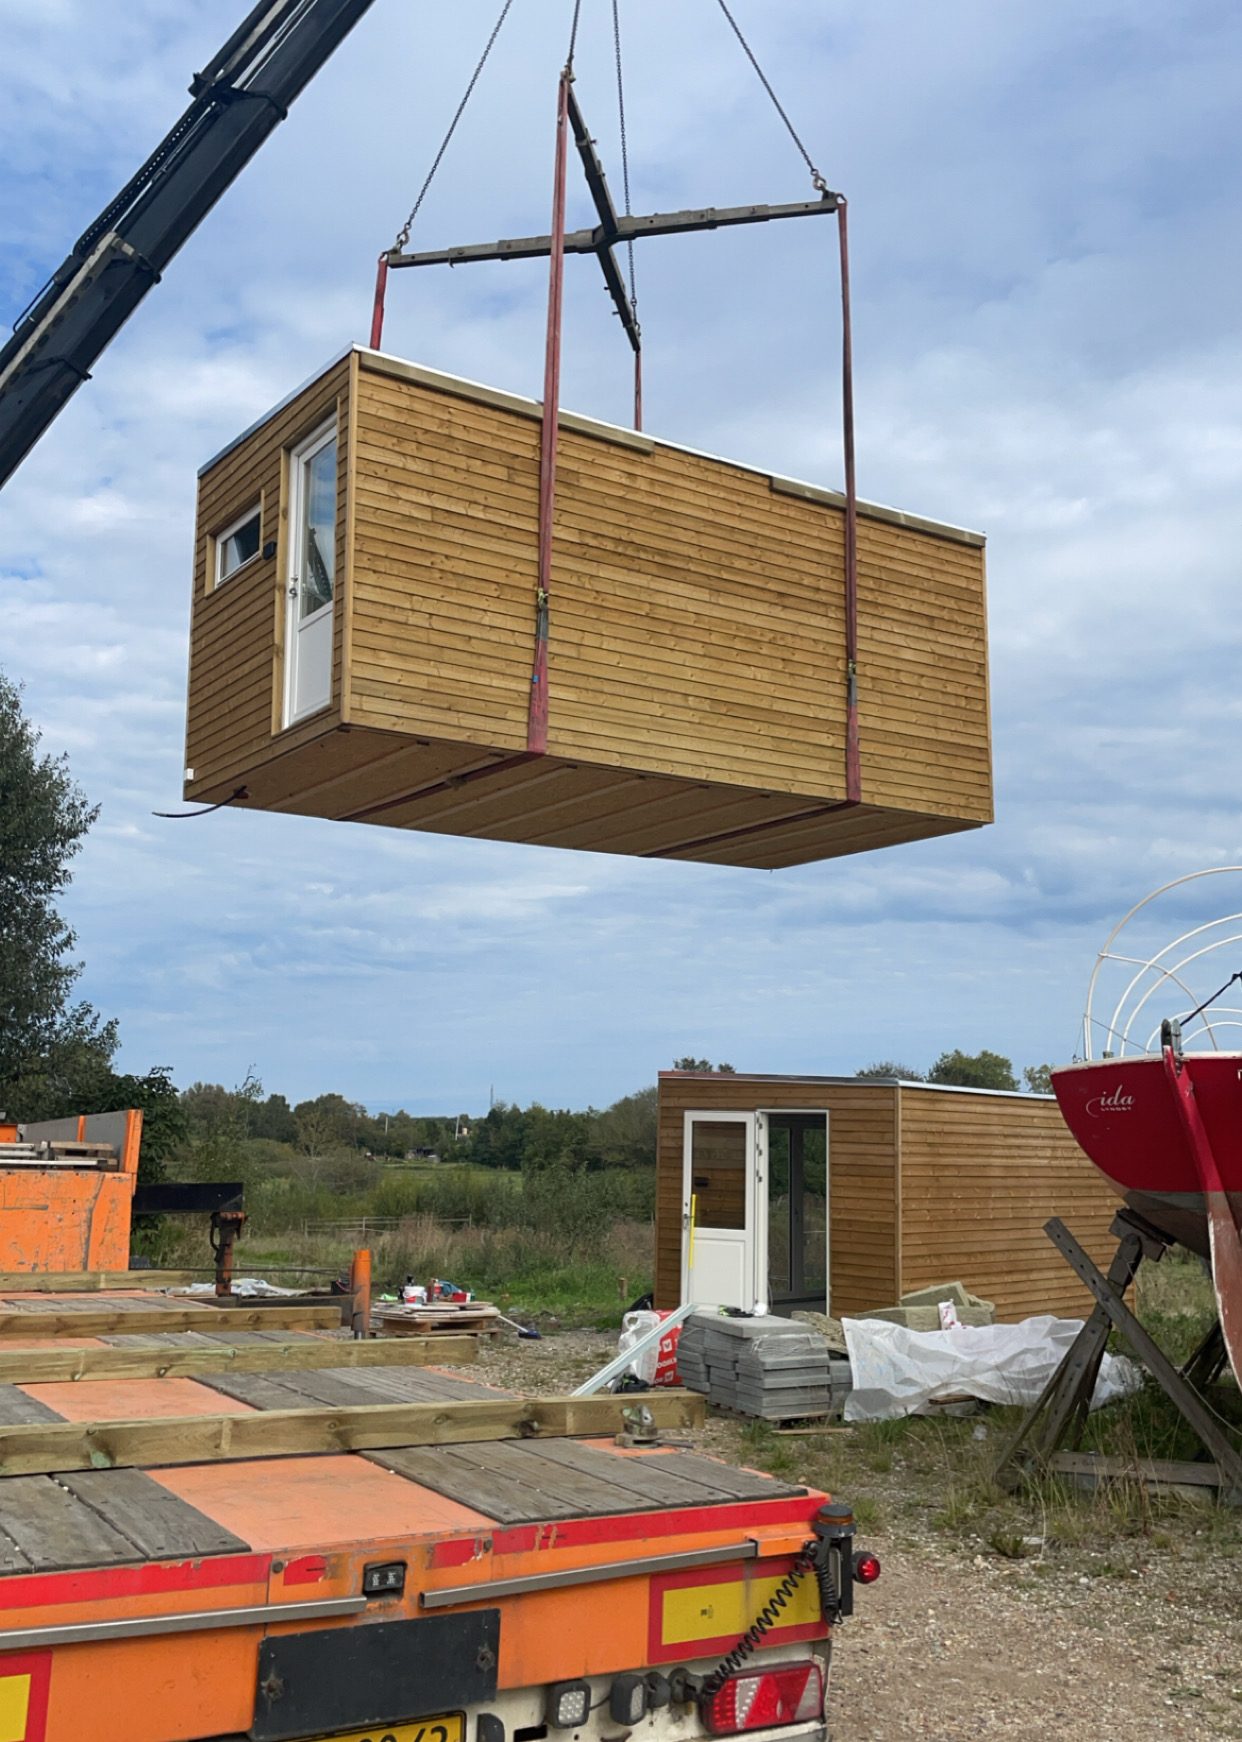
[0,0,379,491]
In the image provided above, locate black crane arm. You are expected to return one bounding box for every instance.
[0,0,380,491]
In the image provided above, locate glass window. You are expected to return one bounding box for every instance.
[300,435,336,619]
[215,505,261,585]
[690,1120,747,1230]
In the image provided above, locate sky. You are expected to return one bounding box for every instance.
[2,0,1241,1114]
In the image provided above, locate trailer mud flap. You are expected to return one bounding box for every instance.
[250,1611,500,1742]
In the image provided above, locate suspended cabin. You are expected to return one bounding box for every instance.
[183,347,992,868]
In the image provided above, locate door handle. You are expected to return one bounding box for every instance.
[287,579,299,598]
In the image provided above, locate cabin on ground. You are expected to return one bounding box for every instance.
[183,346,992,868]
[655,1071,1120,1321]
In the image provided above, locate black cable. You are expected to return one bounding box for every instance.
[699,1549,816,1701]
[153,785,247,819]
[566,0,584,68]
[711,0,828,192]
[391,0,516,252]
[1184,970,1242,1025]
[611,0,639,315]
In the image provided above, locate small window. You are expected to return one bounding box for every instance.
[215,505,261,585]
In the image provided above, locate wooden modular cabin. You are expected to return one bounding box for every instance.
[184,347,992,869]
[656,1072,1120,1321]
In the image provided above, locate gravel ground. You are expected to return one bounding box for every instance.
[464,1328,1242,1740]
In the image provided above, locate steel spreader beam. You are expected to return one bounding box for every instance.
[386,195,839,299]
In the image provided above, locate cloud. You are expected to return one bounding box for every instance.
[2,0,1241,1109]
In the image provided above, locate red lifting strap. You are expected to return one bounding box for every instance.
[527,66,572,756]
[370,254,389,351]
[837,198,861,806]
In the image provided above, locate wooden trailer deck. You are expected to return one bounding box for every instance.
[0,1286,825,1742]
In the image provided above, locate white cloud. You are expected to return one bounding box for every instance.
[2,0,1241,1108]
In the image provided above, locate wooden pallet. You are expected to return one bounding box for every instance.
[375,1301,502,1337]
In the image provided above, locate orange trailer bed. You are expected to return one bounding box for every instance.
[0,1291,842,1742]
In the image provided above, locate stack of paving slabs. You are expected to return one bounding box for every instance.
[678,1313,850,1422]
[854,1279,995,1331]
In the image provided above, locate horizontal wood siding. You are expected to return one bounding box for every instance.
[349,365,536,752]
[348,354,990,812]
[896,1088,1122,1320]
[655,1076,898,1317]
[185,359,351,795]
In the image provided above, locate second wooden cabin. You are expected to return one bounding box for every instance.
[184,347,992,867]
[656,1071,1120,1321]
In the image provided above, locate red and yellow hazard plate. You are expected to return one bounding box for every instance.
[0,1652,51,1742]
[648,1560,825,1664]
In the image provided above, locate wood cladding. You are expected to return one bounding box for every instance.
[896,1088,1119,1321]
[655,1075,1120,1321]
[184,349,992,869]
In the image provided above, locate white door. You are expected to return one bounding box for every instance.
[681,1111,763,1310]
[284,419,337,726]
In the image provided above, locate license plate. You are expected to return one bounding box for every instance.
[312,1715,465,1742]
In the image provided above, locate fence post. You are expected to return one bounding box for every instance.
[350,1248,372,1340]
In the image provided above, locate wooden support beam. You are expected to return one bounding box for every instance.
[0,1391,706,1477]
[0,1305,342,1339]
[0,1335,478,1385]
[1047,1451,1241,1504]
[0,1271,333,1293]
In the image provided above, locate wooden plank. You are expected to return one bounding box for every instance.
[0,1391,706,1476]
[0,1270,257,1293]
[0,1476,139,1569]
[503,1437,769,1508]
[1046,1452,1230,1490]
[0,1304,342,1338]
[0,1384,63,1425]
[58,1469,250,1558]
[0,1334,479,1383]
[369,1445,577,1524]
[196,1367,505,1411]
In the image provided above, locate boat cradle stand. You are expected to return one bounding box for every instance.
[994,1209,1242,1504]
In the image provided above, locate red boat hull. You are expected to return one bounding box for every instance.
[1053,1053,1242,1386]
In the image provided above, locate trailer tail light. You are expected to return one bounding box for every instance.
[853,1551,882,1585]
[700,1660,824,1736]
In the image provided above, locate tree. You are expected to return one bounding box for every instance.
[591,1086,658,1168]
[927,1049,1018,1092]
[855,1060,926,1082]
[293,1092,360,1156]
[1023,1063,1053,1095]
[672,1057,735,1073]
[251,1091,297,1144]
[0,670,117,1116]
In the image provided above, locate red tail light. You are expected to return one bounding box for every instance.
[853,1551,881,1585]
[701,1660,824,1736]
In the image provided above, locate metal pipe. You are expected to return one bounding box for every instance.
[422,1540,758,1608]
[350,1246,372,1339]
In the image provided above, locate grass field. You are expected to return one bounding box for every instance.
[159,1212,653,1328]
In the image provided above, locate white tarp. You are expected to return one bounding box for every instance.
[842,1314,1143,1422]
[175,1278,301,1297]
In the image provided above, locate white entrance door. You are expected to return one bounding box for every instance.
[681,1111,762,1310]
[284,419,337,726]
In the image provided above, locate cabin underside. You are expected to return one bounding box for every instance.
[197,721,978,869]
